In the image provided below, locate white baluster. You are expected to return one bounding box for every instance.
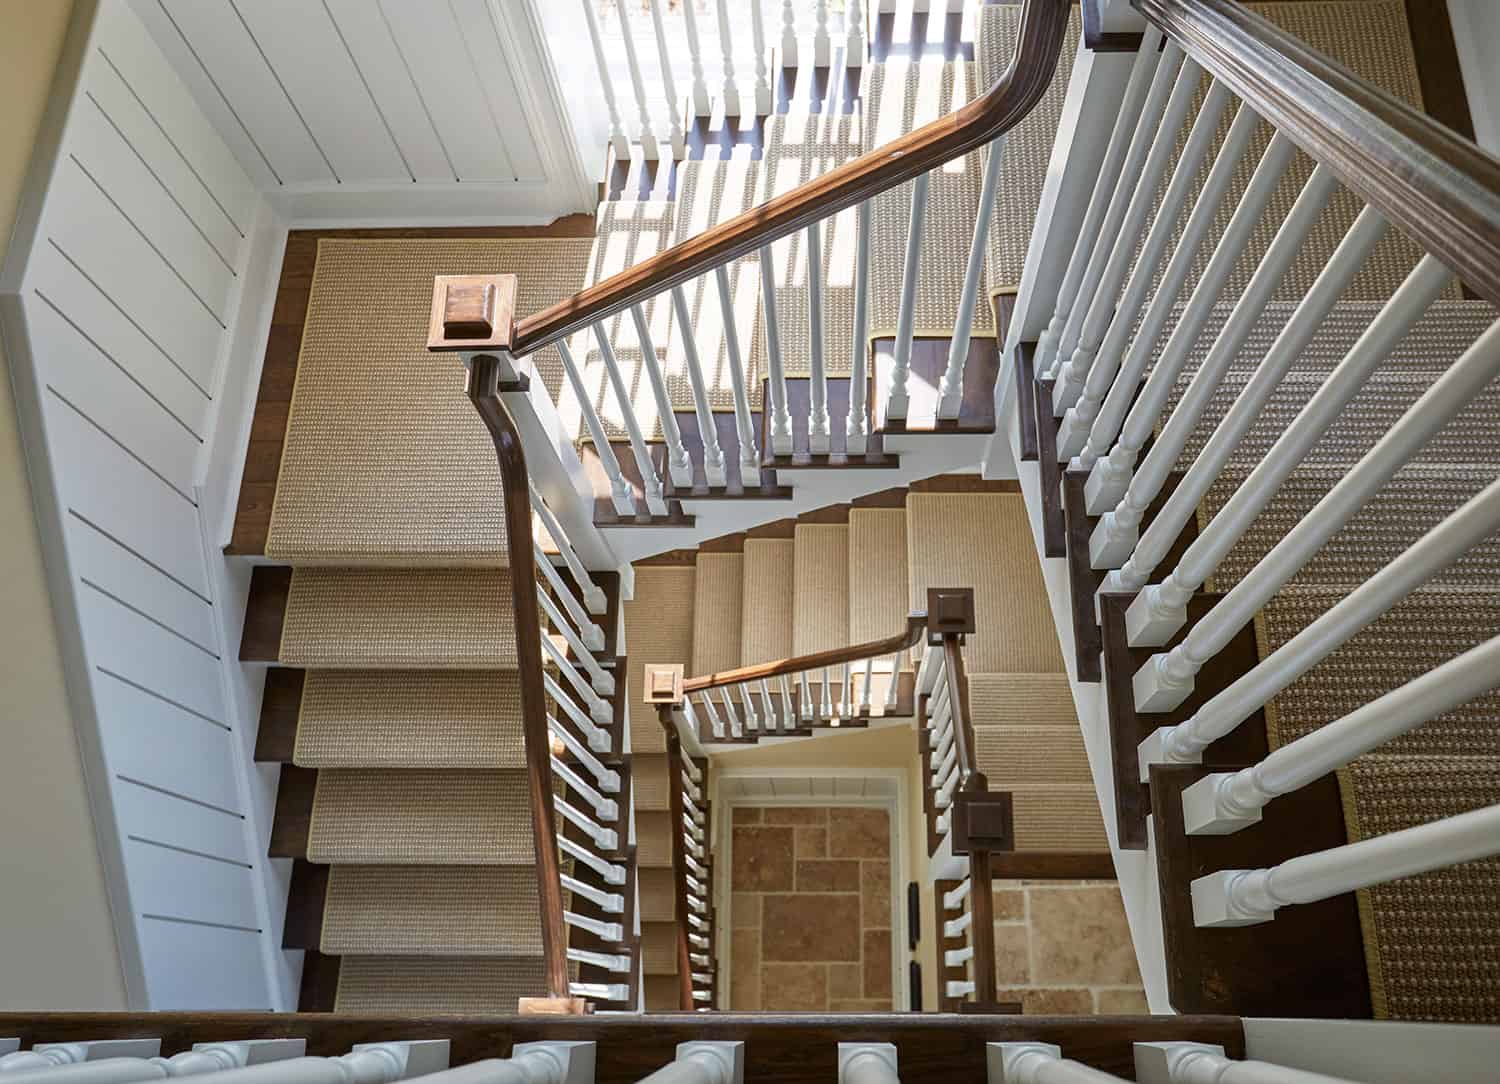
[1185,633,1500,835]
[1051,44,1188,411]
[630,304,693,488]
[714,265,762,481]
[2,1041,162,1073]
[946,980,976,999]
[858,656,874,714]
[542,623,614,697]
[1127,258,1463,714]
[751,0,773,115]
[838,1045,898,1084]
[848,198,872,453]
[1071,101,1260,475]
[557,798,619,852]
[648,0,687,158]
[799,670,814,720]
[1193,803,1500,928]
[564,908,624,942]
[1089,162,1338,569]
[845,0,867,69]
[579,0,630,159]
[781,0,797,68]
[593,321,668,515]
[531,484,608,614]
[1100,207,1388,603]
[807,220,831,452]
[779,674,796,730]
[682,0,712,117]
[535,550,605,653]
[557,339,634,516]
[990,1044,1128,1084]
[885,653,902,708]
[1135,1041,1360,1084]
[155,1040,306,1077]
[941,134,1005,420]
[759,244,794,455]
[571,981,631,1002]
[671,285,729,486]
[718,686,743,738]
[553,758,619,822]
[716,0,740,116]
[759,678,779,728]
[546,673,611,752]
[1052,52,1199,417]
[740,682,761,731]
[699,691,726,739]
[888,171,931,422]
[613,0,659,158]
[1057,79,1233,458]
[943,878,971,910]
[1034,27,1164,377]
[1084,131,1297,515]
[559,833,627,885]
[820,665,834,718]
[1138,341,1500,769]
[637,1042,743,1084]
[538,590,605,674]
[569,946,631,972]
[813,0,832,66]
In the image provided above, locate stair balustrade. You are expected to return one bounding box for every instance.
[1009,0,1500,982]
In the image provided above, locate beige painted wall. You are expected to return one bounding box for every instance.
[0,0,129,1010]
[712,724,940,1011]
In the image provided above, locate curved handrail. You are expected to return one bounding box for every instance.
[1135,0,1500,305]
[497,0,1072,356]
[466,355,570,1000]
[681,612,928,693]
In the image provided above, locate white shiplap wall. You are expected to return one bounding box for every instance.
[127,0,595,224]
[0,0,292,1009]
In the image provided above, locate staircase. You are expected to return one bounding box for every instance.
[209,0,1500,1030]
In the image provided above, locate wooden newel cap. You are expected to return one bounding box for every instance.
[926,587,977,641]
[428,273,517,352]
[644,663,685,704]
[952,790,1014,855]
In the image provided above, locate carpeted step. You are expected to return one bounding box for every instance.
[792,523,850,654]
[644,973,682,1011]
[321,866,543,955]
[974,726,1094,789]
[1204,465,1500,593]
[637,810,675,868]
[976,4,1081,295]
[864,60,994,347]
[279,569,517,669]
[1008,786,1110,852]
[692,552,745,677]
[306,769,534,865]
[741,538,796,666]
[848,508,910,643]
[634,753,672,812]
[292,670,524,768]
[334,955,548,1013]
[624,566,696,754]
[905,492,1064,674]
[639,867,677,923]
[642,920,679,976]
[968,673,1079,729]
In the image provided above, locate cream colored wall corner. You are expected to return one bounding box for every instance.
[0,0,128,1010]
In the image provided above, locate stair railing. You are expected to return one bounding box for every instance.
[462,354,632,1009]
[1017,0,1500,933]
[645,679,718,1011]
[430,0,1070,518]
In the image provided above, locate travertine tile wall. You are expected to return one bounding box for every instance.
[989,880,1148,1013]
[729,805,894,1011]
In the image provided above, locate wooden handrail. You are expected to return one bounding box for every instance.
[1135,0,1500,305]
[466,354,571,1001]
[681,613,929,694]
[941,635,984,798]
[428,0,1071,357]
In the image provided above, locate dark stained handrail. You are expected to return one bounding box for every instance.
[681,613,928,694]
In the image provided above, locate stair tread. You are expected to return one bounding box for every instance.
[741,538,796,666]
[322,865,542,955]
[692,553,745,677]
[973,727,1093,789]
[334,954,547,1014]
[1005,785,1110,852]
[642,920,680,975]
[294,670,524,768]
[968,673,1078,728]
[792,523,851,654]
[848,508,910,644]
[624,566,696,754]
[282,569,517,669]
[633,753,672,812]
[639,867,677,923]
[636,810,676,868]
[308,769,534,865]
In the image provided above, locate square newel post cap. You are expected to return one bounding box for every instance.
[644,663,686,705]
[428,273,518,352]
[926,587,976,643]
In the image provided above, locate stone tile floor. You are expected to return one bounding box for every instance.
[989,880,1147,1013]
[729,805,894,1011]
